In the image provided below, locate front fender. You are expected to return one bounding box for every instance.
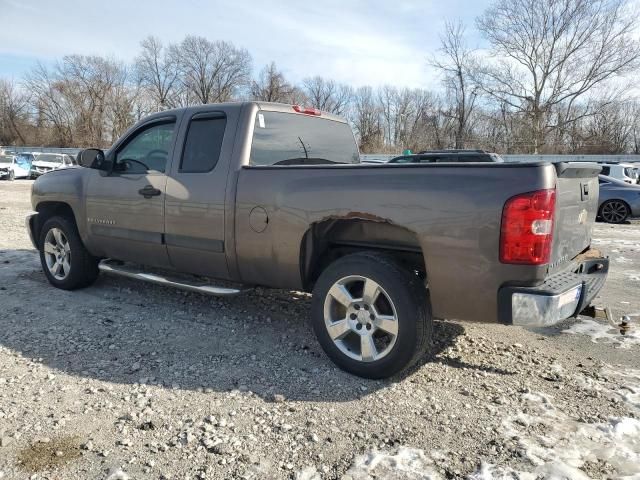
[31,168,89,242]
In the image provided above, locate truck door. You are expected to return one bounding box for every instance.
[164,110,231,279]
[84,117,178,268]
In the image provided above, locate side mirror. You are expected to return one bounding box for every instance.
[78,148,109,171]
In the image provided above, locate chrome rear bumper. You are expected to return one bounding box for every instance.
[499,256,609,327]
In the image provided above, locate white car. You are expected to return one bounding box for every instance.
[0,154,32,180]
[31,153,78,178]
[599,163,639,184]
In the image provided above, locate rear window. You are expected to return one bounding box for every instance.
[601,166,610,175]
[250,111,359,166]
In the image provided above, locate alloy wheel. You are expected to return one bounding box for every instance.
[323,275,399,362]
[43,227,71,280]
[601,201,628,223]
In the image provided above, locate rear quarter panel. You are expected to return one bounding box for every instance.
[234,163,556,323]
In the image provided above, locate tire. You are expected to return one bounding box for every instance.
[38,215,99,290]
[8,170,15,181]
[311,252,432,379]
[599,200,630,224]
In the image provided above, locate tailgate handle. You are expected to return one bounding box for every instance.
[581,183,589,200]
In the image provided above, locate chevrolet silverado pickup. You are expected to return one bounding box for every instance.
[26,102,608,378]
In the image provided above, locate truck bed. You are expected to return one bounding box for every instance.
[233,161,600,323]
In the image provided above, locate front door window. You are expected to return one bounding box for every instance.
[115,122,176,174]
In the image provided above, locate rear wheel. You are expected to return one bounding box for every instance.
[311,252,432,379]
[600,200,629,224]
[39,216,99,290]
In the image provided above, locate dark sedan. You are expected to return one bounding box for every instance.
[388,149,504,164]
[598,175,640,223]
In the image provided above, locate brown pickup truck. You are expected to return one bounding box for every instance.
[26,102,608,378]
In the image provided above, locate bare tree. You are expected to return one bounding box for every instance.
[177,36,252,104]
[351,86,383,152]
[302,76,352,115]
[63,55,131,146]
[25,63,77,146]
[135,36,180,111]
[476,0,640,153]
[431,20,478,149]
[25,56,139,147]
[0,79,28,144]
[250,62,294,103]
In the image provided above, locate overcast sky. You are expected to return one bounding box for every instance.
[0,0,489,89]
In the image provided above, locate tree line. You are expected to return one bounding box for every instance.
[2,0,640,155]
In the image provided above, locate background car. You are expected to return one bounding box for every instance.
[388,149,504,163]
[598,163,638,184]
[598,174,640,223]
[31,153,78,178]
[0,154,32,180]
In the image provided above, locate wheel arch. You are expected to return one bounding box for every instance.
[300,218,427,291]
[33,202,79,247]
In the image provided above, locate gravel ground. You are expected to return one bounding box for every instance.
[0,180,639,480]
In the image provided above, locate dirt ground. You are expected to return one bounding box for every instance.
[0,179,638,480]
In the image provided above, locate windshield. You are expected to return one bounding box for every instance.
[250,111,360,166]
[624,167,638,179]
[36,154,64,164]
[15,154,33,168]
[0,155,13,164]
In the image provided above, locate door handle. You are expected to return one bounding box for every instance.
[138,185,162,199]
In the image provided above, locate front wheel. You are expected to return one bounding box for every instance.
[8,170,15,181]
[39,216,100,290]
[311,252,432,379]
[600,200,629,224]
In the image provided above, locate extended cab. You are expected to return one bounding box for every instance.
[27,102,608,378]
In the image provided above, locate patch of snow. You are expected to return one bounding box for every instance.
[615,256,631,264]
[295,466,322,480]
[625,272,640,281]
[320,365,640,480]
[564,318,640,348]
[105,469,130,480]
[497,391,640,479]
[468,461,591,480]
[601,367,640,410]
[342,446,442,479]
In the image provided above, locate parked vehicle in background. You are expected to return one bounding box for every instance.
[360,156,391,164]
[597,175,640,223]
[31,153,78,178]
[619,162,640,183]
[27,102,609,378]
[598,163,638,184]
[389,149,504,163]
[0,154,33,180]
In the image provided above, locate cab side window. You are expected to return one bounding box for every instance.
[115,122,176,174]
[180,114,226,173]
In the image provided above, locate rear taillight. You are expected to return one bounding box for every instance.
[292,105,321,116]
[500,189,556,265]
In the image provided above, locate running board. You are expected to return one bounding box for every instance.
[98,259,245,297]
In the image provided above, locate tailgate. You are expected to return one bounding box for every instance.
[550,162,601,272]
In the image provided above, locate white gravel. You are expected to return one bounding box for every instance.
[0,180,639,479]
